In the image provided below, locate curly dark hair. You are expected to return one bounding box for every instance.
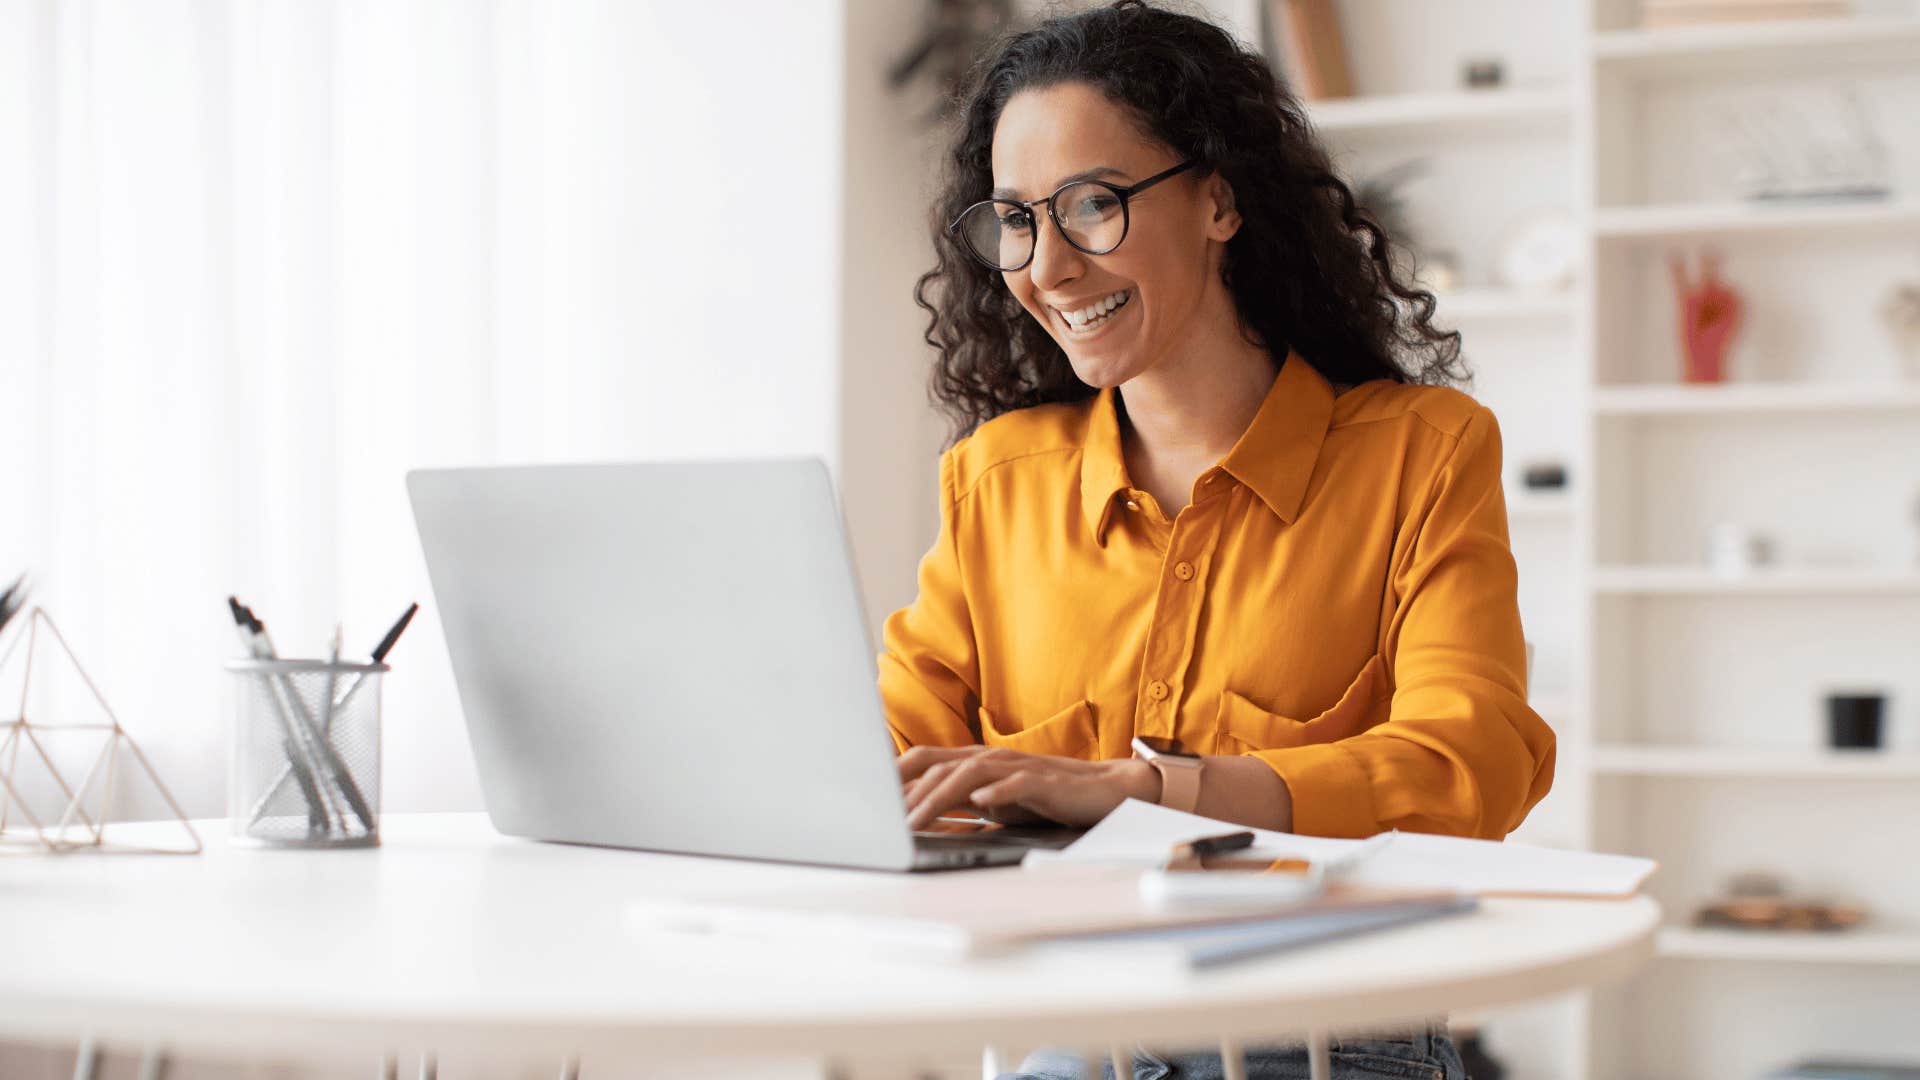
[915,0,1467,442]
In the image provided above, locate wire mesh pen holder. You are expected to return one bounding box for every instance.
[226,658,386,848]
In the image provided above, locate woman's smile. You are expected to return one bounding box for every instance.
[1049,287,1135,338]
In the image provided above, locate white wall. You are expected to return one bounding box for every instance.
[837,0,951,636]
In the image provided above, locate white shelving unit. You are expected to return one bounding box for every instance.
[1288,3,1920,1078]
[1579,2,1920,1078]
[1592,382,1920,415]
[1592,566,1920,595]
[1592,745,1920,779]
[1594,198,1920,240]
[1590,14,1920,73]
[1306,86,1572,136]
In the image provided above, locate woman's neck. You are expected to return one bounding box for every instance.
[1116,314,1279,516]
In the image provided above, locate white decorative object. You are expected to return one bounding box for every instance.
[1708,83,1891,203]
[1496,210,1579,290]
[0,607,200,855]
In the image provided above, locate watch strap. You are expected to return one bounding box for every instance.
[1147,756,1202,814]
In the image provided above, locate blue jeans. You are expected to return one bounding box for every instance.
[1000,1022,1466,1080]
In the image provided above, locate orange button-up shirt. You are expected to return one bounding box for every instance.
[878,352,1554,840]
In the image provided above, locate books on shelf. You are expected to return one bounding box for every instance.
[1267,0,1352,100]
[1640,0,1851,28]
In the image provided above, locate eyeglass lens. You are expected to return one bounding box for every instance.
[957,181,1128,271]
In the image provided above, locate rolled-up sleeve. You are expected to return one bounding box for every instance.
[877,447,982,752]
[1251,407,1556,839]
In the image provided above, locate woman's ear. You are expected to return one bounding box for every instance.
[1204,172,1242,242]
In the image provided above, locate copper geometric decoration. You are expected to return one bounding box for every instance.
[0,606,201,855]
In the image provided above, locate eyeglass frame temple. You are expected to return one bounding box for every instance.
[946,157,1200,271]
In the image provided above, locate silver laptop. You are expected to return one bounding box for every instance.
[406,458,1071,871]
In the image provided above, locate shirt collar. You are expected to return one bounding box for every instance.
[1079,350,1335,545]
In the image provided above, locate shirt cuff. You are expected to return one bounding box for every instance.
[1249,743,1380,838]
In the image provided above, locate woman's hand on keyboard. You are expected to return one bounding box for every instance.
[896,745,1160,831]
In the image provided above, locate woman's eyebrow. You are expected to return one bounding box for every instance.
[991,165,1129,200]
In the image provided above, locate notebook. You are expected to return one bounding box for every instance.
[1081,895,1482,969]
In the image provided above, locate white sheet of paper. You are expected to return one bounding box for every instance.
[1027,798,1357,866]
[1029,799,1655,898]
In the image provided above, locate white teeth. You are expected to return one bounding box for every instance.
[1060,290,1130,330]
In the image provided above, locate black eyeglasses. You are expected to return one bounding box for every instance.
[948,159,1198,273]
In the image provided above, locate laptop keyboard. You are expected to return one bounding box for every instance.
[913,821,1084,850]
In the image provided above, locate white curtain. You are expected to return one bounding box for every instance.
[0,0,844,822]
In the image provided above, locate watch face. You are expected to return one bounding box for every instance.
[1135,735,1202,760]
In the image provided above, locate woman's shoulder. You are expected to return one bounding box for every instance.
[945,398,1098,500]
[1328,378,1491,443]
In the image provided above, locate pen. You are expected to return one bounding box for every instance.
[316,623,346,832]
[228,597,331,834]
[1165,829,1256,870]
[329,602,417,712]
[238,600,377,835]
[319,622,342,783]
[1312,830,1399,882]
[0,573,30,636]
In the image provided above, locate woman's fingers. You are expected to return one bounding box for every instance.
[899,748,1131,831]
[973,761,1136,827]
[896,743,989,784]
[900,757,964,808]
[967,770,1048,820]
[904,753,1021,831]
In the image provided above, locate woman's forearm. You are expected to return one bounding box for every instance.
[1121,754,1295,832]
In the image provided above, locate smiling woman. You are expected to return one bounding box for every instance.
[884,4,1551,1075]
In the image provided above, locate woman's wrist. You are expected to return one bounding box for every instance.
[1110,756,1163,804]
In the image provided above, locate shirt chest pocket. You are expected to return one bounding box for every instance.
[977,698,1099,758]
[1212,654,1393,755]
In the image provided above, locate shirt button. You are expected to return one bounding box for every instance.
[1173,560,1195,581]
[1146,680,1169,701]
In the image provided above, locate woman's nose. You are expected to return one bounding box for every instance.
[1027,214,1085,293]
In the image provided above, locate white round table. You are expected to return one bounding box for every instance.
[0,814,1659,1077]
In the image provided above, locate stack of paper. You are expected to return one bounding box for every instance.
[1039,800,1658,899]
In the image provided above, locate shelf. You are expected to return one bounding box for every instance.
[1593,199,1920,242]
[1593,17,1920,78]
[1305,88,1572,138]
[1593,746,1920,779]
[1435,288,1576,321]
[1593,383,1920,416]
[1593,567,1920,595]
[1657,925,1920,965]
[1507,490,1574,521]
